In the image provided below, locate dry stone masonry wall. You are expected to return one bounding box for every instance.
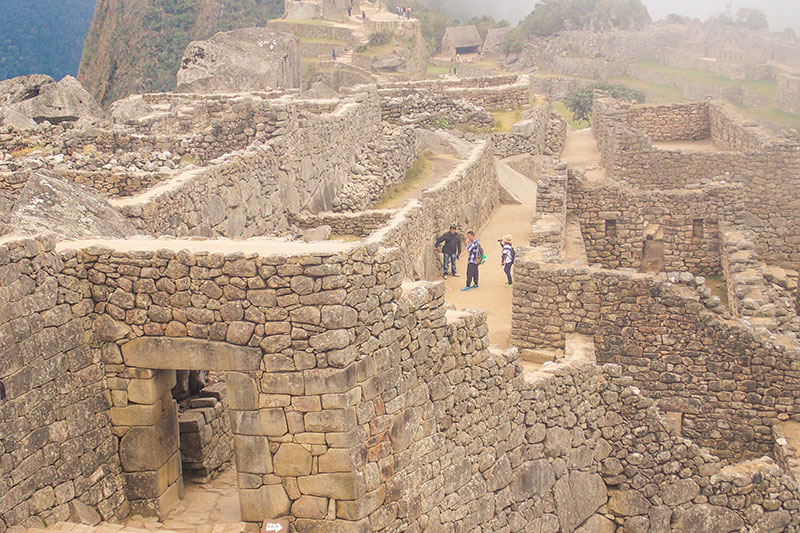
[593,94,800,265]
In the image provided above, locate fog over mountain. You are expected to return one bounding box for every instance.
[429,0,800,33]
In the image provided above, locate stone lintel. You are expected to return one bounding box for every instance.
[122,337,262,371]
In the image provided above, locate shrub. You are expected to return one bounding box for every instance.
[563,83,646,124]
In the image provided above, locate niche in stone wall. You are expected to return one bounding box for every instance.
[692,219,704,239]
[605,219,617,238]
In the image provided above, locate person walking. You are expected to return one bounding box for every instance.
[332,48,337,61]
[406,6,411,19]
[462,231,482,291]
[499,234,515,286]
[346,2,352,16]
[434,224,461,278]
[397,5,402,18]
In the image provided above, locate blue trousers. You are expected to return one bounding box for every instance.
[443,253,457,275]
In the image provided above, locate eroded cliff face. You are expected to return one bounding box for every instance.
[78,0,284,106]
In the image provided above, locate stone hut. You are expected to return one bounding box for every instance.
[481,27,512,57]
[441,25,482,56]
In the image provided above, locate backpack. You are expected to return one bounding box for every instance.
[478,243,486,264]
[509,246,516,264]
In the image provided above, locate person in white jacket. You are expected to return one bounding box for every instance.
[499,234,515,286]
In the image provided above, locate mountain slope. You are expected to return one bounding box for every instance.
[78,0,283,106]
[0,0,97,81]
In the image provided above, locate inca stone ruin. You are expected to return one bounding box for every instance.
[3,1,800,533]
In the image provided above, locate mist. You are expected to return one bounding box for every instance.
[429,0,800,34]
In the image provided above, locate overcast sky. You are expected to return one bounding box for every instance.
[487,0,800,33]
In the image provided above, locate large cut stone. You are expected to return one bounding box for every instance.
[273,443,312,476]
[10,171,135,239]
[512,459,555,501]
[234,435,272,474]
[128,370,177,405]
[176,28,301,93]
[297,473,358,499]
[239,485,290,521]
[608,490,651,516]
[675,504,744,533]
[119,401,179,472]
[3,74,105,123]
[554,471,607,532]
[122,337,262,371]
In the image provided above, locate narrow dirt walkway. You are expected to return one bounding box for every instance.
[444,203,536,348]
[561,127,605,180]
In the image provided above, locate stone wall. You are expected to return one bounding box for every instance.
[4,232,800,531]
[0,236,127,531]
[376,74,535,111]
[177,383,232,479]
[625,101,709,141]
[593,94,800,264]
[777,72,800,115]
[568,177,740,275]
[625,63,773,108]
[116,93,385,238]
[379,93,494,129]
[367,141,499,281]
[511,259,800,459]
[290,211,393,238]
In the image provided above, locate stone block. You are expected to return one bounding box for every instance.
[68,501,101,526]
[127,370,177,405]
[122,337,261,371]
[294,518,371,533]
[337,487,385,520]
[674,504,744,533]
[234,435,272,474]
[261,372,304,395]
[304,366,357,394]
[318,447,362,473]
[178,411,206,433]
[122,462,170,500]
[239,485,290,521]
[273,443,313,476]
[554,471,607,532]
[297,473,359,499]
[608,490,651,517]
[110,398,169,427]
[305,408,357,433]
[226,372,259,410]
[291,496,328,519]
[119,401,179,472]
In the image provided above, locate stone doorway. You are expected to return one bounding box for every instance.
[112,337,267,522]
[640,224,665,273]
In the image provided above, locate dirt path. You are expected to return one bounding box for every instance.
[444,204,536,348]
[562,127,605,180]
[380,154,459,209]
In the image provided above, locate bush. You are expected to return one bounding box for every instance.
[368,29,393,46]
[563,83,646,124]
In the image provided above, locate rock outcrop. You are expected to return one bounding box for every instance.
[176,28,302,93]
[1,75,105,124]
[8,171,135,239]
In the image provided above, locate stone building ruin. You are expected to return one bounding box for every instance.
[3,16,800,533]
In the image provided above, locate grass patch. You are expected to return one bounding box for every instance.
[492,109,522,132]
[634,61,777,99]
[355,43,397,59]
[427,64,450,76]
[612,75,685,103]
[705,274,730,309]
[180,153,197,167]
[376,152,432,208]
[741,106,800,129]
[301,37,349,45]
[552,101,589,130]
[11,145,45,158]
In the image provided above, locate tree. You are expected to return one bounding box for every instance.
[563,82,645,124]
[504,0,651,53]
[735,8,768,31]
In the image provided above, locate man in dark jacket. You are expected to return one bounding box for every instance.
[434,225,462,278]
